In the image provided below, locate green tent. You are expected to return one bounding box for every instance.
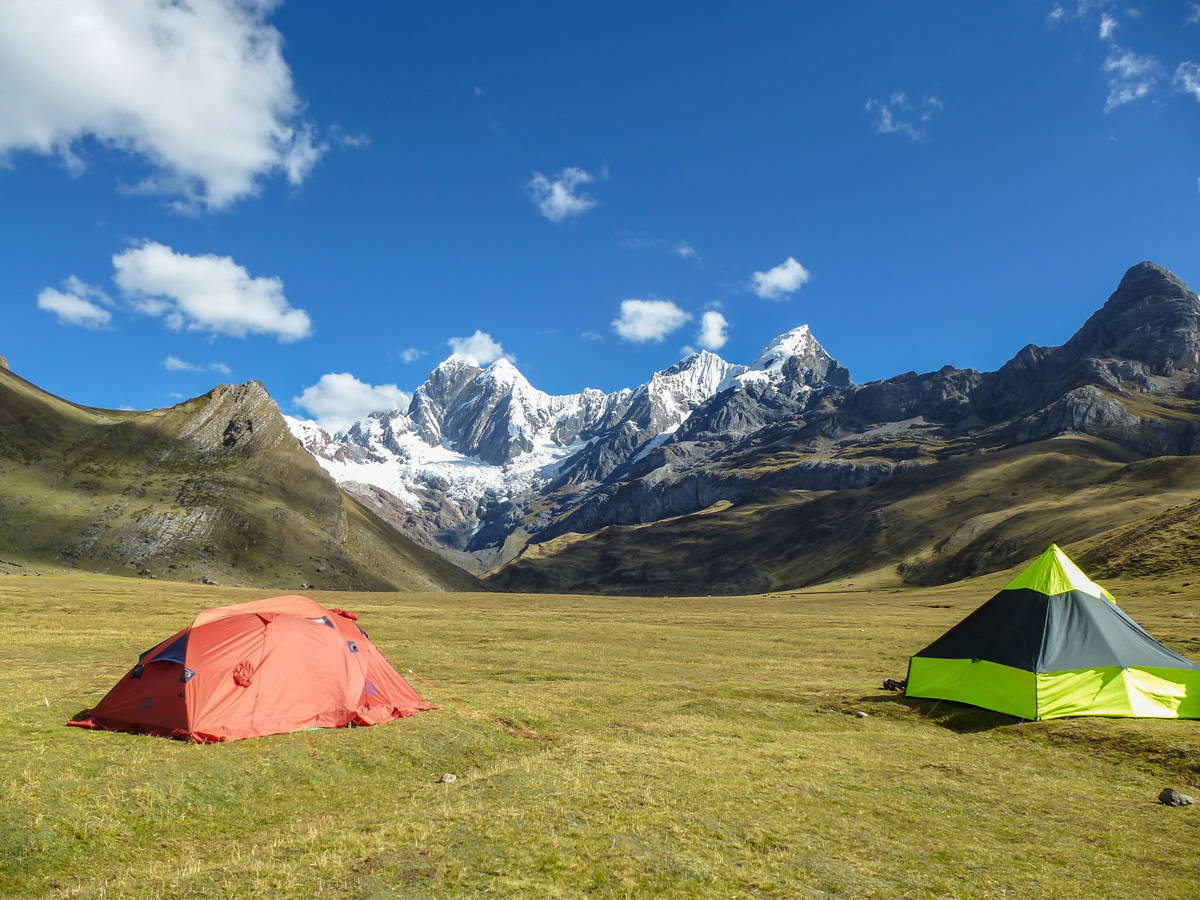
[905,545,1200,720]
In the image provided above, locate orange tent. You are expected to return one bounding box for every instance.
[69,595,435,743]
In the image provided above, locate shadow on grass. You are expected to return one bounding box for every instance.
[858,692,1021,733]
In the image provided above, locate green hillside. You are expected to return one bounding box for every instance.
[0,365,479,592]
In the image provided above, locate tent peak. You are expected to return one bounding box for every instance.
[1003,544,1114,602]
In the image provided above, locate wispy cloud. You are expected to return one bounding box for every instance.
[865,92,943,140]
[618,231,701,264]
[581,330,603,342]
[612,299,691,343]
[36,276,113,329]
[1187,4,1200,26]
[1175,62,1200,102]
[1103,47,1163,111]
[294,373,410,434]
[330,126,370,150]
[399,347,425,364]
[1099,12,1117,39]
[0,0,324,211]
[113,241,312,342]
[163,356,230,375]
[752,257,810,300]
[527,167,600,222]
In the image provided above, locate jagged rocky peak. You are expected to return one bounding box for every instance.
[178,380,290,453]
[409,356,481,445]
[0,352,8,370]
[656,349,746,392]
[735,324,852,390]
[626,351,746,432]
[1064,261,1200,376]
[640,351,743,402]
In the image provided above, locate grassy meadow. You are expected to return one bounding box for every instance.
[2,572,1199,899]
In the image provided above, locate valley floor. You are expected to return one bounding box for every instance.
[2,574,1198,899]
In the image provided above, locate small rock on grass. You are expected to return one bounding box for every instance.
[1158,788,1194,806]
[855,711,868,719]
[437,773,458,784]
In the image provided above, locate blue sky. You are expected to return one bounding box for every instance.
[2,2,1198,429]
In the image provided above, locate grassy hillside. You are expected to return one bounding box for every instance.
[0,365,479,592]
[2,573,1198,898]
[489,435,1200,594]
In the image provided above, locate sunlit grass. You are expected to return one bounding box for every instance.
[2,573,1199,898]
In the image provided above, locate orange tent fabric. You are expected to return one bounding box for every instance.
[69,595,435,743]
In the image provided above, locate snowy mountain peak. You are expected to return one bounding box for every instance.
[289,320,851,558]
[735,324,851,390]
[749,324,815,372]
[648,350,747,400]
[478,357,530,391]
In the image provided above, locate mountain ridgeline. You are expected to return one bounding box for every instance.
[287,262,1200,591]
[6,261,1200,594]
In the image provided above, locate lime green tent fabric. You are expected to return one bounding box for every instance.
[905,545,1200,720]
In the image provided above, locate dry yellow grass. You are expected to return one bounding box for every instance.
[2,572,1199,898]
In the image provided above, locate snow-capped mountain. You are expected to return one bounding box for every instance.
[733,325,851,391]
[286,326,849,564]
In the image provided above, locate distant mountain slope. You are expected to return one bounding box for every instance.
[488,435,1200,595]
[0,366,480,591]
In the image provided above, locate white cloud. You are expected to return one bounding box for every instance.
[618,232,700,263]
[329,125,370,150]
[674,240,699,260]
[1188,4,1200,25]
[447,330,512,365]
[163,356,230,375]
[581,330,603,342]
[612,299,691,343]
[113,240,311,341]
[1103,47,1162,110]
[0,0,325,211]
[527,167,599,222]
[865,92,943,140]
[1175,62,1200,101]
[399,347,425,364]
[294,373,410,434]
[37,276,113,328]
[1099,13,1117,39]
[696,311,729,351]
[752,257,811,300]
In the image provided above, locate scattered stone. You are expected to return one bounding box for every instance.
[200,576,219,585]
[437,773,457,784]
[855,711,868,719]
[1158,788,1195,806]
